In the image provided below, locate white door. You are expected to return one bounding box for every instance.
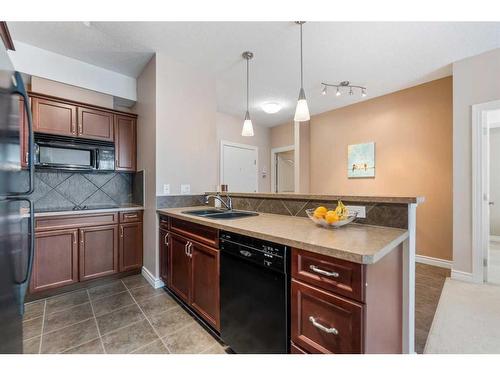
[221,142,258,193]
[276,150,295,192]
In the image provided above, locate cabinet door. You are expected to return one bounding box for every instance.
[119,222,143,272]
[168,233,191,303]
[79,225,118,281]
[114,115,136,171]
[30,229,78,293]
[159,229,170,285]
[32,97,77,137]
[19,97,29,169]
[190,241,220,330]
[78,106,114,141]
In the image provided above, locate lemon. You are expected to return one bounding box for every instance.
[325,210,339,224]
[313,206,328,219]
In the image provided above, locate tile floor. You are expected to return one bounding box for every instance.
[415,263,450,354]
[23,267,448,354]
[22,275,227,354]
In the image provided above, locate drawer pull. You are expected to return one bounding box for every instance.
[309,316,339,335]
[124,213,138,218]
[309,265,339,278]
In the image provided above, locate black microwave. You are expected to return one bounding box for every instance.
[34,134,115,172]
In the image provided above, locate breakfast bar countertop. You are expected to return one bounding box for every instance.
[157,206,409,264]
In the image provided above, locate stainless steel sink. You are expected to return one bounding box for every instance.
[182,209,258,219]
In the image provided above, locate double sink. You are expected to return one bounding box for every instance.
[182,208,258,220]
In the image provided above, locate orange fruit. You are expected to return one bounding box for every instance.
[325,211,339,224]
[313,206,328,219]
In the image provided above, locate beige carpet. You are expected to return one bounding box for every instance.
[489,241,500,285]
[424,278,500,353]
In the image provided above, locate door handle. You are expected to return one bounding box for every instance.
[489,201,495,206]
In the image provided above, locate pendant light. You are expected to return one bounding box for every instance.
[294,21,310,122]
[241,51,254,137]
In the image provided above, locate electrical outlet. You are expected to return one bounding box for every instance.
[163,184,170,194]
[346,205,366,219]
[180,184,191,195]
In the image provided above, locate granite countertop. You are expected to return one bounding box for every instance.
[205,192,424,205]
[34,205,144,217]
[157,206,409,264]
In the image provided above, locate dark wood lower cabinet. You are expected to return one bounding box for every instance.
[190,241,220,331]
[119,222,143,272]
[169,233,191,303]
[30,229,79,293]
[79,225,119,281]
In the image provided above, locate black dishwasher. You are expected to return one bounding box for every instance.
[219,231,290,354]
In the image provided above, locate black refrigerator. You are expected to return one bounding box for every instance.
[0,29,35,354]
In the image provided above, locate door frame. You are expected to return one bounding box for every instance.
[271,145,295,193]
[219,140,259,192]
[472,99,500,283]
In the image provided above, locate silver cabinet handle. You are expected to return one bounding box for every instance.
[164,233,169,245]
[309,265,339,278]
[188,242,193,258]
[309,316,339,335]
[120,226,124,237]
[184,242,189,256]
[125,213,138,218]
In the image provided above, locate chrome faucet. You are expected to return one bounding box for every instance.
[205,193,233,211]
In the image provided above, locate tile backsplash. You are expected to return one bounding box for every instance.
[28,170,143,212]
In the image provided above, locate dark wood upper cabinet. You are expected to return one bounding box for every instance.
[30,229,79,293]
[114,114,136,171]
[79,224,118,281]
[190,241,220,330]
[159,229,170,284]
[32,97,77,137]
[168,233,191,304]
[119,222,143,272]
[78,107,114,141]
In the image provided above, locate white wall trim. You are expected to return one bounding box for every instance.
[141,266,165,289]
[415,254,452,269]
[219,140,259,193]
[402,203,417,354]
[451,269,476,283]
[471,100,500,284]
[270,145,295,193]
[490,235,500,242]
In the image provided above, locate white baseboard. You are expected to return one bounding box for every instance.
[451,269,476,283]
[490,235,500,243]
[415,254,452,269]
[141,266,165,289]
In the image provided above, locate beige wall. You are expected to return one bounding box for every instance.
[310,77,453,261]
[295,121,310,193]
[216,112,271,192]
[490,128,500,236]
[133,56,157,276]
[453,48,500,274]
[31,76,115,108]
[155,53,218,195]
[271,121,294,149]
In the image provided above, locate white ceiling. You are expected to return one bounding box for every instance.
[8,22,500,127]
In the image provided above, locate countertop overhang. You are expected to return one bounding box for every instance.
[34,205,144,217]
[157,206,409,264]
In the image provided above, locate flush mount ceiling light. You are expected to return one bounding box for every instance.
[321,81,367,98]
[294,21,310,122]
[241,51,254,137]
[261,102,282,114]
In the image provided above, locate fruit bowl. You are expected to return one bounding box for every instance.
[305,209,357,228]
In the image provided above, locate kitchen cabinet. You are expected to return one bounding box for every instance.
[119,221,143,272]
[161,217,220,331]
[78,106,114,141]
[30,229,79,293]
[32,96,77,137]
[159,229,170,284]
[114,114,136,171]
[79,224,119,281]
[30,210,143,296]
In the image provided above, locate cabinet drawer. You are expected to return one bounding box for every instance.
[290,342,308,354]
[35,213,118,231]
[291,280,364,354]
[292,248,364,302]
[159,216,169,230]
[119,210,143,223]
[170,218,218,247]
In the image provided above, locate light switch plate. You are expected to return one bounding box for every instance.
[346,205,366,219]
[163,184,170,195]
[180,184,191,195]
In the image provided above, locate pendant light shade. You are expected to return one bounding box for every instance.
[242,110,254,137]
[294,21,310,122]
[241,51,254,137]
